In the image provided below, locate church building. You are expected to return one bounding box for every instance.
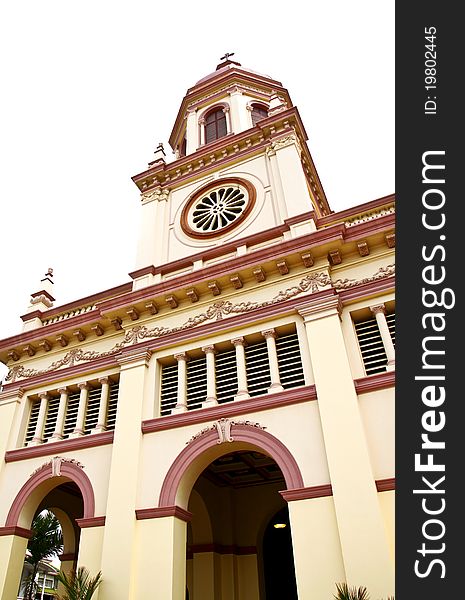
[0,58,395,599]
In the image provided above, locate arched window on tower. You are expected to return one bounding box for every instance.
[251,103,269,126]
[205,107,228,144]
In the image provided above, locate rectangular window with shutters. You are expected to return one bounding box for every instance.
[355,311,396,375]
[23,377,120,446]
[159,326,306,416]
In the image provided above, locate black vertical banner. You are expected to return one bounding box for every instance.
[396,3,463,598]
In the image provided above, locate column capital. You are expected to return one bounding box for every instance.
[370,303,386,316]
[201,344,216,354]
[198,116,206,125]
[98,376,110,385]
[117,349,152,370]
[174,352,189,362]
[296,294,342,323]
[38,391,50,400]
[57,386,69,395]
[231,337,247,348]
[77,382,90,391]
[261,328,277,340]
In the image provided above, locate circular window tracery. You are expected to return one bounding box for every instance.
[181,178,256,239]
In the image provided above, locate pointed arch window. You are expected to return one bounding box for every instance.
[204,107,228,144]
[251,103,268,126]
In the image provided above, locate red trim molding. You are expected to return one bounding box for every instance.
[376,478,396,492]
[5,431,114,463]
[0,525,32,539]
[6,461,96,527]
[135,506,193,523]
[58,553,76,562]
[338,276,395,304]
[354,371,395,395]
[76,516,106,528]
[280,484,333,502]
[159,424,304,508]
[142,385,316,435]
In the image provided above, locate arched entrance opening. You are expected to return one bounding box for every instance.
[5,461,95,599]
[186,449,297,600]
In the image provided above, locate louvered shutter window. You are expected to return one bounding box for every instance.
[355,312,396,375]
[160,363,179,416]
[205,109,227,143]
[24,401,41,445]
[251,104,268,126]
[62,391,80,439]
[276,332,306,389]
[106,382,119,431]
[245,340,271,397]
[42,396,60,442]
[84,387,101,434]
[186,356,208,410]
[216,348,238,404]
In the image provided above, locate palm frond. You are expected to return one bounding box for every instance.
[334,582,370,600]
[54,567,102,600]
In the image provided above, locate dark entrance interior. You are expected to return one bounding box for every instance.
[263,506,298,600]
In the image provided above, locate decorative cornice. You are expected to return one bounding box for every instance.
[142,385,316,435]
[354,371,395,394]
[76,516,106,528]
[5,431,114,463]
[280,484,333,502]
[332,264,395,291]
[135,506,192,523]
[376,477,395,492]
[0,526,33,539]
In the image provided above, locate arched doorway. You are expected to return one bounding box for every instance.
[4,460,95,598]
[262,507,298,600]
[186,450,297,600]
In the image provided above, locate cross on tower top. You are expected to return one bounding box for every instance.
[220,52,235,62]
[216,52,241,71]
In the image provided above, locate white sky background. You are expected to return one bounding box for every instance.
[0,1,394,356]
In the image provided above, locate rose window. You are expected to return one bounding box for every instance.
[181,178,256,239]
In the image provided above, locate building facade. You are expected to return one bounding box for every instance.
[0,60,395,599]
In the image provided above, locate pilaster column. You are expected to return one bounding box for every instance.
[92,377,110,434]
[223,105,232,134]
[261,329,284,393]
[71,383,89,438]
[29,392,49,446]
[296,294,394,598]
[202,345,218,407]
[231,337,250,401]
[100,350,151,599]
[172,352,189,414]
[370,304,395,371]
[50,387,68,442]
[198,117,206,147]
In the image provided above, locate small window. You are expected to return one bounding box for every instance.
[180,137,187,157]
[251,104,268,126]
[205,108,227,143]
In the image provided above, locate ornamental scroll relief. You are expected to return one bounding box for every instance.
[186,418,266,445]
[6,264,394,383]
[30,456,84,478]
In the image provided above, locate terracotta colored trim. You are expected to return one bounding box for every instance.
[317,194,395,227]
[180,178,257,240]
[128,265,157,279]
[135,506,193,522]
[284,211,316,226]
[6,461,95,527]
[355,371,395,394]
[142,385,316,434]
[5,431,114,463]
[344,214,395,240]
[280,484,333,502]
[76,516,106,528]
[16,309,101,339]
[158,424,304,508]
[338,276,395,304]
[0,526,33,539]
[376,478,396,492]
[188,543,257,555]
[20,310,43,322]
[58,553,76,561]
[31,290,55,302]
[42,283,132,318]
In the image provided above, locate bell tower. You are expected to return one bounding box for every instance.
[130,59,331,290]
